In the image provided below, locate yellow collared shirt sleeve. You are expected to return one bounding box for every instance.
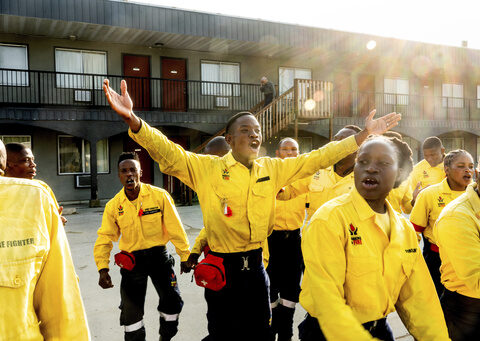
[409,189,430,230]
[161,191,190,262]
[273,136,358,190]
[128,120,206,191]
[436,214,480,296]
[300,213,376,341]
[33,192,90,340]
[395,247,450,340]
[277,176,311,201]
[191,228,208,255]
[94,202,120,271]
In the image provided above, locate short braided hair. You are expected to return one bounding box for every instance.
[444,149,472,168]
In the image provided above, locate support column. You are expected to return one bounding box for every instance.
[89,140,100,208]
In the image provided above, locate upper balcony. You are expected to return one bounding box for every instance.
[2,69,480,126]
[0,68,263,115]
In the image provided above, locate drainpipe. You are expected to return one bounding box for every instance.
[89,140,100,208]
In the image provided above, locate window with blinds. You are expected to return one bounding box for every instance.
[442,83,464,108]
[201,61,240,96]
[0,44,29,86]
[384,78,409,105]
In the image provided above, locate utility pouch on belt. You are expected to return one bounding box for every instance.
[194,253,226,291]
[114,251,136,271]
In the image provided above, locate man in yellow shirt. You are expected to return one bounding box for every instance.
[102,78,401,341]
[0,139,90,340]
[300,136,449,340]
[5,142,67,224]
[410,150,474,296]
[435,171,480,340]
[269,138,308,341]
[409,136,446,190]
[94,152,190,341]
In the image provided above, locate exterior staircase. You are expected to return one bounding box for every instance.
[192,79,333,153]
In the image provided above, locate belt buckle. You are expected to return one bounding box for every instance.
[241,256,250,271]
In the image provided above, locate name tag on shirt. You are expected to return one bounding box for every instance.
[142,208,162,216]
[256,176,270,183]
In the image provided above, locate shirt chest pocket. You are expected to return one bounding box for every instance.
[141,209,163,237]
[0,257,43,289]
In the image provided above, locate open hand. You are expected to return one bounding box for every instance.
[364,109,402,135]
[103,79,134,120]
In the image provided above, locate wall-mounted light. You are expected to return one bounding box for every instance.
[69,35,77,41]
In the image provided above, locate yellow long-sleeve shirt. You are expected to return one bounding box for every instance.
[0,177,89,340]
[410,178,465,244]
[307,166,354,218]
[435,183,480,299]
[386,179,413,214]
[409,159,445,190]
[94,183,190,270]
[300,188,449,341]
[128,120,359,253]
[35,179,60,210]
[274,179,308,231]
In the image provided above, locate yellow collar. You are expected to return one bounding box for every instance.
[121,182,149,203]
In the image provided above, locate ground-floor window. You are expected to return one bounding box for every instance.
[58,136,109,174]
[0,135,31,149]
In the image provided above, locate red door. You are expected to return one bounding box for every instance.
[124,137,153,184]
[123,55,150,110]
[161,58,187,111]
[357,74,375,117]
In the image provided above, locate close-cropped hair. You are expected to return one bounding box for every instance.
[444,149,472,168]
[423,136,443,150]
[343,125,362,133]
[277,137,298,150]
[118,152,140,166]
[363,135,413,188]
[5,142,28,154]
[225,112,255,134]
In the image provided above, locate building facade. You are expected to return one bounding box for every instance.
[2,0,480,203]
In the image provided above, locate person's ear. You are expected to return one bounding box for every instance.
[275,150,280,157]
[441,147,445,155]
[225,133,233,146]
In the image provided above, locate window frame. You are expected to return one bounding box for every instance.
[0,135,32,149]
[200,60,241,97]
[0,43,29,87]
[383,78,409,105]
[57,135,110,175]
[442,83,464,108]
[278,66,312,94]
[54,47,108,90]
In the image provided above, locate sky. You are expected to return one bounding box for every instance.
[130,0,480,50]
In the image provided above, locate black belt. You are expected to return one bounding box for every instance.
[131,245,166,257]
[363,318,387,333]
[210,248,263,271]
[442,289,480,312]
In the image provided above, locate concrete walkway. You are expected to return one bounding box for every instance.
[65,204,412,340]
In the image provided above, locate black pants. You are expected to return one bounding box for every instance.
[264,94,273,107]
[119,246,183,341]
[267,229,303,340]
[441,289,480,341]
[423,238,444,297]
[299,314,394,341]
[204,248,271,341]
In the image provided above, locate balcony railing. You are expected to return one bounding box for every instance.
[0,68,263,112]
[2,69,480,121]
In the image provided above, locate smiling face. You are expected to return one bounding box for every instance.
[354,139,399,202]
[6,148,36,179]
[276,139,299,159]
[445,153,474,191]
[225,114,262,167]
[118,159,142,197]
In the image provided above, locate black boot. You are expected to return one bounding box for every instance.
[125,326,146,341]
[277,304,295,341]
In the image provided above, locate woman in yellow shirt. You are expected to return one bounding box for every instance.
[299,136,449,340]
[410,150,474,296]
